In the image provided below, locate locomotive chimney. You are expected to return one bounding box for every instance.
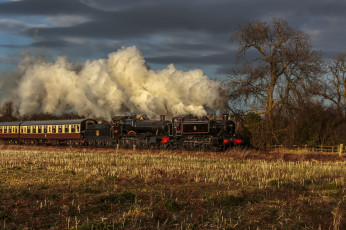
[222,114,229,121]
[160,115,165,121]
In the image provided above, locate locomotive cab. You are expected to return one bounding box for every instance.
[169,114,209,137]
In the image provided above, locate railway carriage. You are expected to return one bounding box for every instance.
[0,121,21,143]
[19,119,97,145]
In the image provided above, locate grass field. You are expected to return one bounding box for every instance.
[0,145,345,229]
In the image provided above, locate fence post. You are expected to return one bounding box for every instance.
[339,144,344,156]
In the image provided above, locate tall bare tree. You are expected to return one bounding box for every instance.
[229,18,322,120]
[320,52,345,116]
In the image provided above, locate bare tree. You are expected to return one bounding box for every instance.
[320,52,345,116]
[229,18,322,120]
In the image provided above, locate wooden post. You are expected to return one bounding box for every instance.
[116,144,119,150]
[339,144,343,156]
[133,144,136,151]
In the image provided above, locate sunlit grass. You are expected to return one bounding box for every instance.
[0,145,344,229]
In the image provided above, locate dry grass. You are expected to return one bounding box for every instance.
[0,144,345,229]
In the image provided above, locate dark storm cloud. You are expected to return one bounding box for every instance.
[0,0,99,16]
[22,2,242,39]
[0,0,345,76]
[147,51,237,65]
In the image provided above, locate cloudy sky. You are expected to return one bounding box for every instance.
[0,0,345,78]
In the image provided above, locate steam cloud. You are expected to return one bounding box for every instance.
[6,46,227,119]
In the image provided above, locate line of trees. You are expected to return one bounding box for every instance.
[229,18,345,149]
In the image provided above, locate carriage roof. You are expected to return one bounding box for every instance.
[0,119,97,127]
[20,119,97,126]
[0,121,22,126]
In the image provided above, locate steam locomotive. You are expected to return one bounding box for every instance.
[0,114,240,151]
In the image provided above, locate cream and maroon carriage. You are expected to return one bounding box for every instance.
[0,119,97,145]
[19,119,97,145]
[0,121,21,143]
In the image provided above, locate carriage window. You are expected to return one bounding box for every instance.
[44,126,47,133]
[8,126,11,134]
[76,125,80,133]
[65,125,69,133]
[38,126,42,133]
[48,126,51,133]
[58,125,62,133]
[33,126,36,133]
[71,125,76,133]
[0,126,2,134]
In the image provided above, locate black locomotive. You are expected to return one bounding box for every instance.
[0,114,240,151]
[83,113,240,151]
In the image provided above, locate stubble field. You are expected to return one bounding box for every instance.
[0,145,345,229]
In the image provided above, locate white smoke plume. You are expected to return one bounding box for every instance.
[8,46,227,119]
